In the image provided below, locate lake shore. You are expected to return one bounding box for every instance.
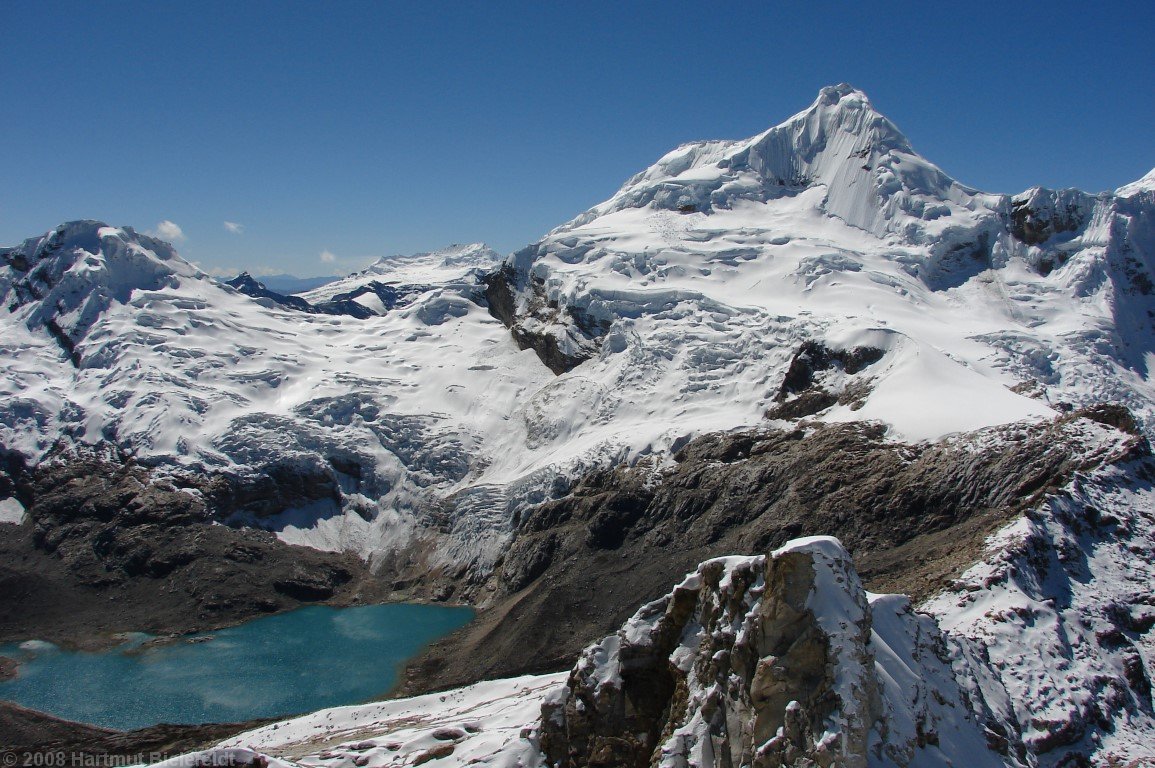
[1,603,472,736]
[0,700,273,760]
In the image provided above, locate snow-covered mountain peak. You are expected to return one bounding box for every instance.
[618,83,905,192]
[302,242,502,308]
[554,84,980,239]
[435,242,503,268]
[0,220,203,352]
[493,85,1155,447]
[814,81,872,106]
[761,81,913,159]
[225,271,263,290]
[362,242,501,278]
[1,219,193,277]
[1117,167,1155,197]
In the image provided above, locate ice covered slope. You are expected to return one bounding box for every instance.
[302,243,502,303]
[494,83,1155,445]
[0,222,552,577]
[286,243,503,318]
[1117,167,1155,198]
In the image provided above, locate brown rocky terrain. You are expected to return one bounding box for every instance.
[397,406,1145,696]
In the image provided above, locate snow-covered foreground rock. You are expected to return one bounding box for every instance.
[537,468,1155,768]
[924,460,1155,763]
[537,539,1003,768]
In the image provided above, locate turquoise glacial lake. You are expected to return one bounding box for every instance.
[0,603,473,730]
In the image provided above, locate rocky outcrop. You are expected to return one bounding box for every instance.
[0,449,387,647]
[765,341,884,419]
[225,273,317,311]
[1007,188,1095,248]
[923,451,1155,766]
[540,538,1014,768]
[322,281,404,315]
[482,265,602,375]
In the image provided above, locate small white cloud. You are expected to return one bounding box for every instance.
[149,220,185,242]
[320,250,337,264]
[224,221,244,235]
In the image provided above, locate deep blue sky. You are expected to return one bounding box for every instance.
[2,1,1152,276]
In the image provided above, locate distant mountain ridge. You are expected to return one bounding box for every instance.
[257,273,339,294]
[223,271,403,319]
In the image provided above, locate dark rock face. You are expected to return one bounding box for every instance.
[482,266,600,375]
[1008,189,1092,248]
[0,448,26,500]
[318,280,408,316]
[0,450,385,648]
[539,574,703,768]
[1075,402,1144,435]
[776,341,884,397]
[516,416,1093,569]
[209,461,342,519]
[509,323,592,376]
[225,273,315,311]
[43,318,81,367]
[399,411,1144,696]
[482,266,519,328]
[765,341,884,419]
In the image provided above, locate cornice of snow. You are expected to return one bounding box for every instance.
[1117,167,1155,197]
